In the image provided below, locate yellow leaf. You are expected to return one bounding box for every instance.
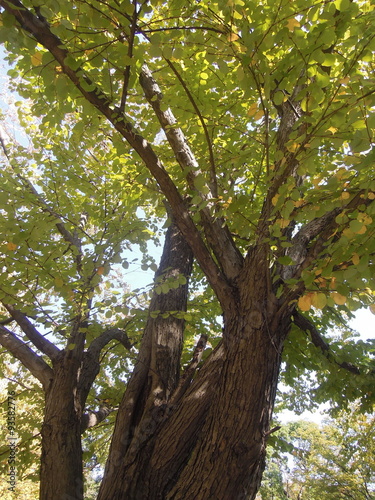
[222,196,233,209]
[227,33,239,42]
[358,213,372,225]
[341,191,350,200]
[315,277,327,289]
[370,304,375,315]
[298,294,312,312]
[97,266,105,275]
[254,109,264,121]
[327,126,338,134]
[247,102,258,116]
[277,218,290,229]
[31,52,43,66]
[339,77,350,85]
[329,277,336,290]
[271,194,279,206]
[332,292,346,305]
[6,242,17,251]
[351,253,360,265]
[368,192,375,200]
[286,142,299,152]
[356,225,367,234]
[287,18,300,31]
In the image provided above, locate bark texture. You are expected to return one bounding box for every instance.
[99,247,290,500]
[40,353,84,500]
[1,4,371,500]
[99,221,194,498]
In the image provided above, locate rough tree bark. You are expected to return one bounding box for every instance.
[98,243,291,500]
[99,220,194,498]
[0,221,192,500]
[1,3,372,500]
[40,352,85,500]
[0,308,134,500]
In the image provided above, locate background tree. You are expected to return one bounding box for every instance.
[259,407,375,500]
[0,368,41,500]
[0,0,374,499]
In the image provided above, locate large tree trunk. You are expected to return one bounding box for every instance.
[40,353,84,500]
[99,247,291,500]
[98,220,194,497]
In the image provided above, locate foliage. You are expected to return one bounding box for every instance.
[260,406,375,499]
[0,0,374,497]
[0,364,41,500]
[0,0,373,368]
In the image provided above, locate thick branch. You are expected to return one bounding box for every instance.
[139,64,243,280]
[87,327,132,359]
[81,406,113,433]
[119,0,138,112]
[101,221,194,485]
[0,324,53,389]
[78,327,132,408]
[3,304,60,360]
[293,312,361,375]
[165,59,218,197]
[281,207,341,280]
[281,190,373,281]
[0,0,233,305]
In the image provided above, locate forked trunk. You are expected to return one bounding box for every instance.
[99,250,291,500]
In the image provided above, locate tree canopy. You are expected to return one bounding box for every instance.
[259,407,375,499]
[0,0,374,498]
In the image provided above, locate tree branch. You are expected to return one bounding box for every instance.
[293,311,362,375]
[281,207,341,280]
[0,324,53,389]
[2,304,60,361]
[165,59,218,198]
[87,327,133,360]
[170,334,208,405]
[118,0,138,112]
[0,0,233,305]
[81,406,113,433]
[281,190,374,281]
[139,64,243,280]
[77,327,133,408]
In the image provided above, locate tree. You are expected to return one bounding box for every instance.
[0,0,374,499]
[259,408,375,499]
[0,369,41,500]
